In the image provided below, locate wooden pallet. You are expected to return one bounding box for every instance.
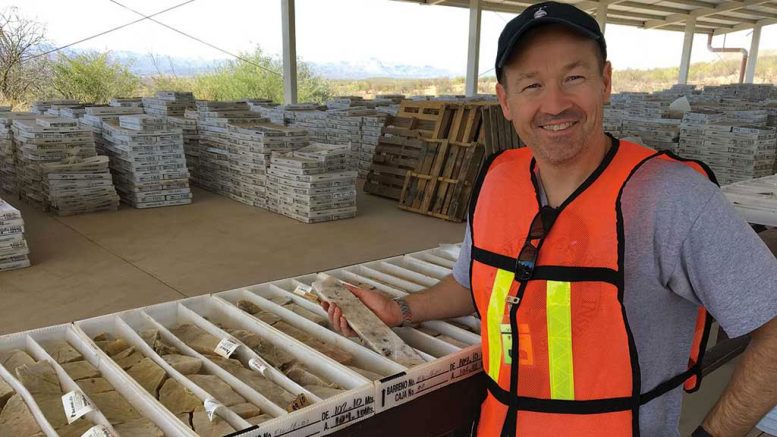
[398,139,485,222]
[364,135,425,199]
[480,103,521,156]
[396,101,456,139]
[365,100,520,203]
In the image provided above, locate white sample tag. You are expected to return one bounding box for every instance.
[61,390,94,424]
[293,283,322,303]
[204,398,221,421]
[214,338,239,358]
[81,425,113,437]
[292,283,313,297]
[248,357,269,375]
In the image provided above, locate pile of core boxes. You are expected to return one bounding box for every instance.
[110,97,143,108]
[267,143,358,223]
[359,114,386,178]
[12,117,97,208]
[0,197,30,271]
[101,114,192,208]
[29,99,80,115]
[193,100,271,207]
[678,110,777,185]
[0,112,38,196]
[80,106,144,155]
[142,91,195,117]
[195,101,309,208]
[166,116,200,180]
[40,156,119,216]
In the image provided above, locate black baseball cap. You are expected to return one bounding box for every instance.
[495,1,607,81]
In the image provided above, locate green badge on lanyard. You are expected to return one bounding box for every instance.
[501,323,513,365]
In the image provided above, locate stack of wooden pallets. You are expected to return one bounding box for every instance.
[365,99,520,222]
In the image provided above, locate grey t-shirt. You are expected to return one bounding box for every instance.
[453,158,777,436]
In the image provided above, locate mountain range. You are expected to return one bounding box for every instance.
[106,51,463,79]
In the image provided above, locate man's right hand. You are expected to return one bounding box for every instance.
[321,283,403,337]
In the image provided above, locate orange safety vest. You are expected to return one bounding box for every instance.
[469,138,715,436]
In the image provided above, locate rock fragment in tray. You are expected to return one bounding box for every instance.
[312,273,426,367]
[13,357,95,433]
[40,340,83,364]
[126,357,167,395]
[162,354,202,375]
[159,378,200,415]
[0,349,35,374]
[191,407,235,437]
[0,392,44,436]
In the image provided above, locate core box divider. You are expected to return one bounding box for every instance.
[72,312,216,436]
[393,255,451,280]
[213,289,405,378]
[132,306,277,425]
[368,260,439,287]
[183,295,369,390]
[408,251,456,269]
[0,325,119,434]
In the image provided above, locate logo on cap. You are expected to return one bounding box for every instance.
[533,7,548,19]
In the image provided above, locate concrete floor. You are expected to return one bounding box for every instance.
[0,185,465,334]
[1,185,772,435]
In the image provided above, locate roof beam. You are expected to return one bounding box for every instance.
[611,2,691,15]
[704,14,759,24]
[715,8,777,20]
[658,0,719,9]
[713,15,777,34]
[645,0,774,29]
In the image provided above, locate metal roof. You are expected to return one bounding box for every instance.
[392,0,777,35]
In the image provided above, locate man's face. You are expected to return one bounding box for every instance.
[496,26,612,165]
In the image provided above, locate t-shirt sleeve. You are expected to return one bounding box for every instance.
[452,222,472,289]
[669,187,777,338]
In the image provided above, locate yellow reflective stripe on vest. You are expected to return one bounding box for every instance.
[547,280,575,400]
[486,268,515,381]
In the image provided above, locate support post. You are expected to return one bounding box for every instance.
[678,17,696,85]
[745,25,762,83]
[465,0,482,97]
[282,0,298,104]
[597,2,607,33]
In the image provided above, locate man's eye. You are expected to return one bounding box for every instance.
[566,75,584,82]
[522,83,541,92]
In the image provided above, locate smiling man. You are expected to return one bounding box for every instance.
[323,2,777,436]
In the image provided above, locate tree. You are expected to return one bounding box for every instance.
[51,51,141,104]
[0,7,51,109]
[191,47,332,104]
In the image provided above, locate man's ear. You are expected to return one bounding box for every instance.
[602,61,613,103]
[496,82,512,121]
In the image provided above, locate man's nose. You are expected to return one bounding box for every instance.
[538,83,573,117]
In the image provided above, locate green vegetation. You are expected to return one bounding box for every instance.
[173,48,332,104]
[49,52,142,104]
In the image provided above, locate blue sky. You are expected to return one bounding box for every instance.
[4,0,776,76]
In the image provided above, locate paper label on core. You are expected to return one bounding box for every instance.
[214,338,239,358]
[61,390,94,424]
